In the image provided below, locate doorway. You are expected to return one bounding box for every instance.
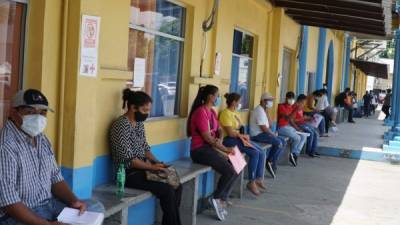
[0,0,27,127]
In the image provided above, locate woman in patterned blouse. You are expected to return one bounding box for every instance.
[109,89,182,225]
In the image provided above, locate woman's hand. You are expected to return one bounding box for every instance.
[226,147,235,155]
[239,134,250,141]
[151,164,167,172]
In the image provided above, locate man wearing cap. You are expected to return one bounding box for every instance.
[0,89,104,225]
[249,92,286,179]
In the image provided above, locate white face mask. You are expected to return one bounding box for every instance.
[266,101,273,109]
[288,99,295,105]
[21,114,47,137]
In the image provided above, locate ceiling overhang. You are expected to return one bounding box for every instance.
[270,0,394,37]
[350,59,389,79]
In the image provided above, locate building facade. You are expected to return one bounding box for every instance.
[0,0,370,224]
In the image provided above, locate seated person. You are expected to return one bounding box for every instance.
[304,91,328,137]
[316,89,338,129]
[249,92,286,179]
[219,93,266,196]
[109,89,182,225]
[293,94,320,158]
[187,85,238,221]
[277,92,307,167]
[0,89,104,225]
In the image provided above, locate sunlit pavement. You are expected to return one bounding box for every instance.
[197,113,399,225]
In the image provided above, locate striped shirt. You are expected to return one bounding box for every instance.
[0,120,64,218]
[109,116,150,167]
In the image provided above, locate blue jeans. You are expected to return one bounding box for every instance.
[277,125,307,156]
[317,116,326,135]
[0,198,105,225]
[251,132,285,164]
[223,137,266,181]
[300,124,319,155]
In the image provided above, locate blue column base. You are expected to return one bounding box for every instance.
[384,131,400,141]
[384,119,394,126]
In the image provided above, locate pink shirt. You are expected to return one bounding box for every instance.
[190,106,219,150]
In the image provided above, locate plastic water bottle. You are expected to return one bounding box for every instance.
[116,164,126,198]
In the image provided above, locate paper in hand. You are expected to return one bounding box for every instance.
[57,207,104,225]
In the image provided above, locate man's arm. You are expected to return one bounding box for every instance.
[259,125,276,136]
[51,181,87,215]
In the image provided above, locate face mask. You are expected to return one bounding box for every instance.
[21,114,47,137]
[213,96,221,107]
[134,111,149,122]
[288,99,295,105]
[267,101,274,109]
[237,103,242,111]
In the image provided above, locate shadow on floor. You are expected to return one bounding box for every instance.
[197,156,362,225]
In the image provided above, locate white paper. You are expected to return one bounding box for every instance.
[57,208,104,225]
[214,52,222,76]
[133,58,146,88]
[80,15,101,77]
[296,131,310,137]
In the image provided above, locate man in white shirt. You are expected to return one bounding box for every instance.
[316,89,338,128]
[250,93,286,179]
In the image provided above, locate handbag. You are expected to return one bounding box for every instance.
[145,167,181,189]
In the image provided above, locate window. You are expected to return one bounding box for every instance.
[0,1,26,127]
[128,0,185,117]
[230,29,254,109]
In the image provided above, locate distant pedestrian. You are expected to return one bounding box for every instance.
[382,89,392,120]
[363,91,372,117]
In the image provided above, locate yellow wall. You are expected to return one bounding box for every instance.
[306,26,319,73]
[267,9,301,120]
[21,0,347,169]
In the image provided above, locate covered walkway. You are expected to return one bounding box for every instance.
[197,115,400,225]
[318,112,389,157]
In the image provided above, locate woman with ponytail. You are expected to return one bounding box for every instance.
[187,85,238,221]
[109,89,182,225]
[219,93,266,196]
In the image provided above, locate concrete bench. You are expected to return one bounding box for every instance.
[94,158,212,225]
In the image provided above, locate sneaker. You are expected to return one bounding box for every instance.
[294,154,298,164]
[289,153,297,167]
[266,161,276,179]
[349,120,356,123]
[211,198,225,221]
[220,201,228,216]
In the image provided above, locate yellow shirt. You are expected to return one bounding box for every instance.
[219,108,241,137]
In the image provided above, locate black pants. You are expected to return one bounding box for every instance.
[191,147,238,201]
[125,170,182,225]
[320,110,330,133]
[344,105,354,122]
[382,105,391,119]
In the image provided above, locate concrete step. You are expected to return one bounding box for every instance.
[394,136,400,141]
[389,140,400,147]
[383,144,400,152]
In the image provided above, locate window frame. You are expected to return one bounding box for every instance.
[230,28,255,110]
[128,0,186,119]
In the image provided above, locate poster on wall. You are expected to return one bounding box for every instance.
[80,15,101,77]
[133,58,146,88]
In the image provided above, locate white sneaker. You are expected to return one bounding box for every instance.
[211,198,225,221]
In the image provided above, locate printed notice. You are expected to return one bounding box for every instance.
[80,15,101,77]
[214,52,222,76]
[133,58,146,88]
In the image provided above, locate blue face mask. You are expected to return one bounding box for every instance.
[213,96,221,107]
